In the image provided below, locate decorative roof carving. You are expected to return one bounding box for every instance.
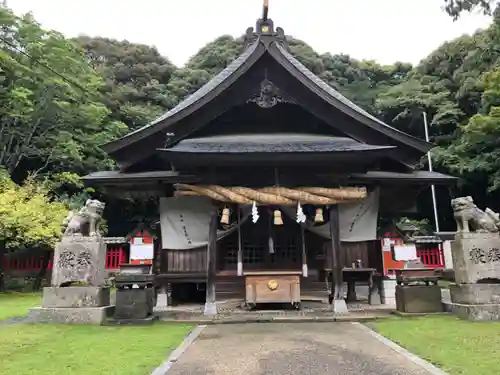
[246,78,294,108]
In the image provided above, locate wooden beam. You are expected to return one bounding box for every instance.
[329,205,348,314]
[204,208,219,316]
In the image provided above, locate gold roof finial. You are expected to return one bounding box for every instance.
[263,0,269,21]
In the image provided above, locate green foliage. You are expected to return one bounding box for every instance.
[0,8,128,180]
[73,36,177,131]
[435,68,500,191]
[444,0,496,19]
[0,170,67,248]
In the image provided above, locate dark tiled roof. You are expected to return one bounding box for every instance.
[272,43,430,153]
[163,134,395,154]
[349,170,458,184]
[104,41,260,152]
[83,170,196,183]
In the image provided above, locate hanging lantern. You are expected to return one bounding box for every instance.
[220,207,230,225]
[314,207,324,223]
[274,209,283,225]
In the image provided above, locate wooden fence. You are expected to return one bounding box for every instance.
[2,245,129,273]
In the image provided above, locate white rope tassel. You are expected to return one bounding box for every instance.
[251,201,260,223]
[296,202,306,223]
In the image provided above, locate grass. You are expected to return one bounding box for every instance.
[438,279,453,289]
[371,315,500,375]
[0,323,193,375]
[0,292,42,320]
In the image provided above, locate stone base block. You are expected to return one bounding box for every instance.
[396,284,443,313]
[115,288,155,320]
[450,283,500,304]
[42,286,110,308]
[445,302,500,321]
[29,305,114,325]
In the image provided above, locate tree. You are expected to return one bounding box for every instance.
[444,0,496,19]
[74,36,177,131]
[435,67,500,193]
[0,9,127,182]
[0,170,68,290]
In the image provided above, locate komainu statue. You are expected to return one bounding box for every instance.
[62,199,105,237]
[451,196,500,233]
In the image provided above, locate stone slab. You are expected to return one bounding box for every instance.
[42,286,110,308]
[395,285,443,314]
[52,237,106,287]
[451,232,500,284]
[445,301,500,321]
[450,283,500,305]
[29,305,114,325]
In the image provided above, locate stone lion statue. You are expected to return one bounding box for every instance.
[451,196,500,233]
[62,199,105,237]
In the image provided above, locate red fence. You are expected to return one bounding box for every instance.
[2,246,128,272]
[416,244,445,268]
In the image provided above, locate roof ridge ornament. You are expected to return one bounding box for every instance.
[244,0,286,48]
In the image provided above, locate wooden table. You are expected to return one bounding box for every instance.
[325,268,381,305]
[244,270,301,309]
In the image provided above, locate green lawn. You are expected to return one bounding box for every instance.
[0,323,193,375]
[371,315,500,375]
[0,292,42,320]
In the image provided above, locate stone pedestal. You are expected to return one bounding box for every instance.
[30,286,113,325]
[447,233,500,321]
[42,286,110,307]
[52,237,107,287]
[451,232,500,284]
[395,285,443,313]
[30,237,112,325]
[446,283,500,321]
[112,264,156,324]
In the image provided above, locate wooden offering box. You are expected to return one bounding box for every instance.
[244,271,301,308]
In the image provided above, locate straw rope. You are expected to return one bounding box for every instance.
[174,184,366,205]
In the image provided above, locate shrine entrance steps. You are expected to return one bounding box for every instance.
[154,299,394,324]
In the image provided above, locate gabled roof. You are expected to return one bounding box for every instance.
[102,15,431,166]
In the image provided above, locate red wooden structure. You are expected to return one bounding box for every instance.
[2,244,129,273]
[380,232,445,277]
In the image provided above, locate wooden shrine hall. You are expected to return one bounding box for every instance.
[84,3,456,315]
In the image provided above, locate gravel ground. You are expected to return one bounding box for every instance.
[166,322,436,375]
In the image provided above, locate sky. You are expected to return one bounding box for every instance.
[8,0,494,67]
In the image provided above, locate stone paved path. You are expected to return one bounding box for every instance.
[166,322,435,375]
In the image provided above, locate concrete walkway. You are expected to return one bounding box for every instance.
[166,322,436,375]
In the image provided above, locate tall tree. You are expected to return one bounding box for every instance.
[0,9,127,181]
[444,0,496,19]
[74,36,177,131]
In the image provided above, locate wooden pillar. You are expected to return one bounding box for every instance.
[237,206,243,276]
[204,209,218,316]
[329,205,348,314]
[301,227,308,277]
